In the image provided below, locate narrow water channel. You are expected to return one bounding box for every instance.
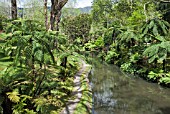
[90,63,170,114]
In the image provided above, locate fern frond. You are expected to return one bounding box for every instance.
[159,77,170,84]
[7,91,20,103]
[143,44,159,57]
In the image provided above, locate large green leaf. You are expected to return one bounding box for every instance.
[148,55,157,63]
[159,77,170,84]
[153,25,158,36]
[13,31,22,36]
[143,26,149,35]
[155,35,165,42]
[158,50,167,62]
[157,19,168,35]
[143,44,159,57]
[149,20,154,29]
[163,20,170,28]
[160,41,170,52]
[34,50,43,62]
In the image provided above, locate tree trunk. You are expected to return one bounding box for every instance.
[49,0,55,30]
[56,10,61,31]
[11,0,17,19]
[49,0,68,31]
[44,0,48,30]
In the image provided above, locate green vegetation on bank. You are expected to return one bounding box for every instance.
[0,18,88,113]
[84,0,170,87]
[1,0,170,113]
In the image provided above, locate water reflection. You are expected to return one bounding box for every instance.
[90,63,170,114]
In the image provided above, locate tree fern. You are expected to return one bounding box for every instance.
[143,41,170,63]
[141,18,170,43]
[117,27,139,48]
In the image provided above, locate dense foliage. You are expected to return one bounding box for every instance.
[83,0,170,86]
[0,19,82,113]
[1,0,170,113]
[61,13,92,44]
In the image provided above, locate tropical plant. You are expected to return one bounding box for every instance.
[0,19,81,113]
[61,13,92,44]
[141,18,170,43]
[117,27,140,48]
[148,70,170,86]
[105,49,119,63]
[91,0,114,23]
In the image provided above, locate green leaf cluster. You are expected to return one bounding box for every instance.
[0,19,83,113]
[61,14,92,44]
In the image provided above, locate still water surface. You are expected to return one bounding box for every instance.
[90,63,170,114]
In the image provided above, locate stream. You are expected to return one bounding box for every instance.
[90,63,170,114]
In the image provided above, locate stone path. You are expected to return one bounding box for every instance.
[60,60,91,114]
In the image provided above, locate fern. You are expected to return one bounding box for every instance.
[148,71,157,80]
[105,49,119,63]
[0,19,83,113]
[143,41,170,63]
[7,90,20,103]
[143,44,159,57]
[159,77,170,84]
[141,19,170,43]
[117,28,139,47]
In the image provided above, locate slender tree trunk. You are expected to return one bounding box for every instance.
[11,0,17,19]
[49,0,68,31]
[44,0,48,30]
[49,0,68,49]
[49,14,55,30]
[49,0,55,30]
[56,10,61,31]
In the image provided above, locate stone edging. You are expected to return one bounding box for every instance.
[60,60,92,114]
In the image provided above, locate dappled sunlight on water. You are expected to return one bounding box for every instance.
[90,63,170,114]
